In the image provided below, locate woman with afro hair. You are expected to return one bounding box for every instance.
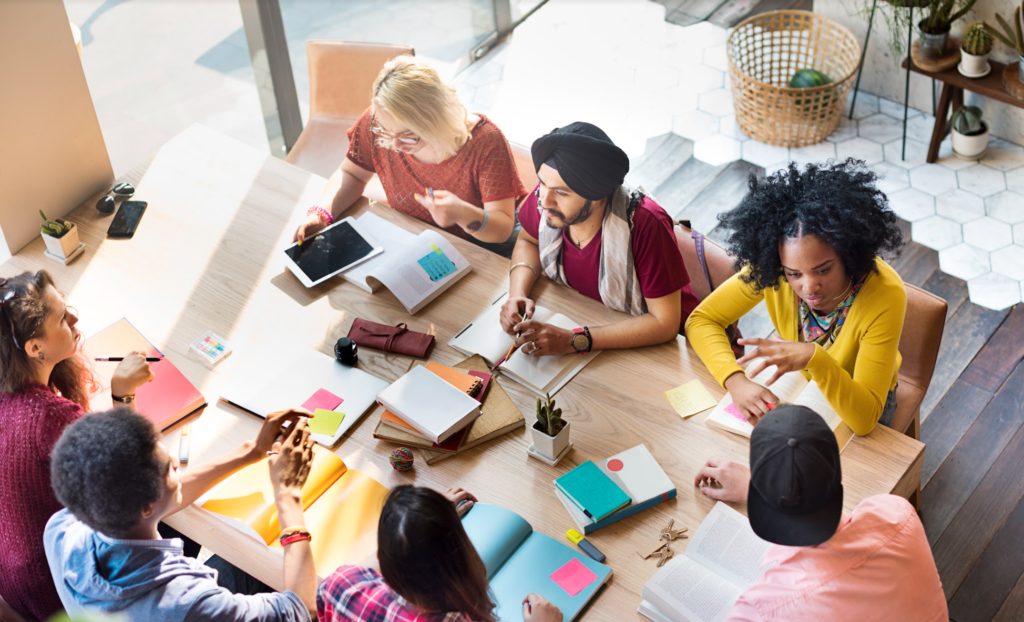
[685,159,905,436]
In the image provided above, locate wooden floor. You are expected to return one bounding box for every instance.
[652,0,811,28]
[630,133,1024,621]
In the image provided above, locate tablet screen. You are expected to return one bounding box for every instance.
[284,221,376,283]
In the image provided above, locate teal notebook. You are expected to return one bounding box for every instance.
[462,503,612,621]
[554,460,631,522]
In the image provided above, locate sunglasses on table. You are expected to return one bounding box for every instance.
[369,115,421,145]
[95,182,135,214]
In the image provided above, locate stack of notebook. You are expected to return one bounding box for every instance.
[373,356,525,463]
[554,445,677,534]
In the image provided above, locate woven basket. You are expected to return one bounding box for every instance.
[728,11,861,148]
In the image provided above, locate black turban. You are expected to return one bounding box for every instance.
[531,122,630,201]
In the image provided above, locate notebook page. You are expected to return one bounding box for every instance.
[366,230,470,313]
[791,380,842,430]
[747,362,808,403]
[448,301,554,364]
[344,212,417,291]
[460,503,534,579]
[501,313,599,395]
[684,502,771,589]
[642,556,744,622]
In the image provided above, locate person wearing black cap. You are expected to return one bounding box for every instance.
[499,122,699,357]
[694,405,947,621]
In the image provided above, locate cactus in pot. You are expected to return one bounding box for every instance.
[950,105,990,159]
[40,211,73,238]
[530,393,571,463]
[39,210,81,261]
[963,22,993,55]
[536,394,564,437]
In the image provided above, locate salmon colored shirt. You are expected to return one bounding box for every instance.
[725,495,947,622]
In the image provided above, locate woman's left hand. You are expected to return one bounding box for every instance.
[513,320,575,357]
[413,188,471,229]
[442,487,478,517]
[736,337,816,386]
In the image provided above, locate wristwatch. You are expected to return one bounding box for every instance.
[571,327,592,354]
[111,394,136,405]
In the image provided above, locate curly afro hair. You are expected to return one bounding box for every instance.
[717,158,904,293]
[51,408,166,537]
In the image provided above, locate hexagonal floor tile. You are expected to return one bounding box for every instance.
[934,137,977,171]
[878,96,921,120]
[887,188,935,222]
[858,113,905,144]
[698,89,734,116]
[1017,223,1024,245]
[963,216,1013,251]
[843,92,879,120]
[789,142,836,168]
[957,164,1006,198]
[912,215,962,250]
[939,243,990,281]
[905,115,937,144]
[827,117,858,143]
[980,137,1024,171]
[935,189,985,223]
[871,161,910,194]
[836,137,883,165]
[742,140,790,167]
[990,244,1024,281]
[883,137,929,169]
[694,135,742,166]
[967,271,1023,310]
[703,44,729,71]
[986,191,1024,224]
[719,115,749,140]
[1006,166,1024,195]
[676,64,724,93]
[635,64,680,91]
[651,85,700,116]
[910,164,958,196]
[672,110,719,141]
[662,40,707,70]
[625,110,674,141]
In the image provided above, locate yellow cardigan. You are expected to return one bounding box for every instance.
[684,258,905,436]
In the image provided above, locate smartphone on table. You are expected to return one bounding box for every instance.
[107,200,148,238]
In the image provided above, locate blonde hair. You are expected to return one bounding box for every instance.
[372,57,471,161]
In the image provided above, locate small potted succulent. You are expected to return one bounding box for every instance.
[39,211,81,260]
[530,393,570,463]
[950,105,989,159]
[985,3,1024,83]
[960,21,993,76]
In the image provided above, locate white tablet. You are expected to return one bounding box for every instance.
[283,217,383,287]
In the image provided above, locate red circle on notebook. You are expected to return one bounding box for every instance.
[607,459,624,472]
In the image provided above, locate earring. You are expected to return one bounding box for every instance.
[38,352,45,361]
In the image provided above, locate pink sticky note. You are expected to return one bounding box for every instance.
[301,388,343,412]
[550,558,598,597]
[724,403,751,424]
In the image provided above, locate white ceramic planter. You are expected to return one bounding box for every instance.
[959,50,989,76]
[952,122,989,160]
[42,222,80,259]
[530,420,570,461]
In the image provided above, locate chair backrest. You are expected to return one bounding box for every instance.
[510,141,539,196]
[897,283,947,395]
[306,41,414,119]
[673,223,736,301]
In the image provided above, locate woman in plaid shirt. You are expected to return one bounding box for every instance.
[317,486,562,622]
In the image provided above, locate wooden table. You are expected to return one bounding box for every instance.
[902,57,1023,163]
[0,124,925,620]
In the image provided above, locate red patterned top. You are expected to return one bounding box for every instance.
[347,109,527,241]
[0,384,84,621]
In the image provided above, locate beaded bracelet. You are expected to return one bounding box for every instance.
[307,206,334,226]
[280,525,308,537]
[280,531,312,546]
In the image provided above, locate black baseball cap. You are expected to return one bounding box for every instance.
[747,405,844,546]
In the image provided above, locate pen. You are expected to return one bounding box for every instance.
[492,311,526,370]
[428,187,435,201]
[179,425,191,464]
[94,357,163,362]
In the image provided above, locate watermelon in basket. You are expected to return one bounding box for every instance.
[790,69,833,112]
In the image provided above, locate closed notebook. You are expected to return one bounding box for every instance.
[376,365,481,444]
[555,461,632,522]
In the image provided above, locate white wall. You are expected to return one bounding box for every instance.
[816,0,1024,145]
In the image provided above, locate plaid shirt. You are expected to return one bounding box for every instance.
[317,565,482,622]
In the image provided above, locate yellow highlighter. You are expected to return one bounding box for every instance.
[566,528,606,562]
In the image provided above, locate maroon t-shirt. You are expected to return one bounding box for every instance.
[518,188,699,332]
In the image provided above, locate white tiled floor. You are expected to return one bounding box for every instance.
[451,0,1024,309]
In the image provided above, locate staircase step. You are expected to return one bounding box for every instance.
[628,133,695,194]
[676,159,763,234]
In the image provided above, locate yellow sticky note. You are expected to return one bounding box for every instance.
[664,380,717,419]
[431,243,442,255]
[309,408,346,436]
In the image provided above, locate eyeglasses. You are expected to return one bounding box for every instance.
[369,115,420,145]
[95,182,135,214]
[0,278,21,349]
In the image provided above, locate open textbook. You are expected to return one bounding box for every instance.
[343,212,471,313]
[449,294,600,396]
[639,502,771,622]
[704,361,854,451]
[197,446,388,577]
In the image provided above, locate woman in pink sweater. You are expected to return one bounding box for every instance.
[0,270,154,621]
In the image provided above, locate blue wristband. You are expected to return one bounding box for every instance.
[478,209,488,232]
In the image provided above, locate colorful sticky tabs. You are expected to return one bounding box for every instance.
[309,408,345,436]
[417,249,457,282]
[664,379,718,419]
[550,558,598,597]
[430,243,442,255]
[724,403,752,424]
[301,388,343,412]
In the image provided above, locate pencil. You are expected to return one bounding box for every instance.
[94,357,163,362]
[494,311,528,369]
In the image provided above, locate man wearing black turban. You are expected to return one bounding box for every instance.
[499,122,699,358]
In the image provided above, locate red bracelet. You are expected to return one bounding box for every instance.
[279,531,312,546]
[307,206,334,226]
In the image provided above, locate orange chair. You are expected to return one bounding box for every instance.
[893,284,947,440]
[286,41,414,179]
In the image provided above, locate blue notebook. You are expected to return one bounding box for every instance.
[462,503,612,621]
[554,460,632,522]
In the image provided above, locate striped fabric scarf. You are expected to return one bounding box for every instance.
[799,277,865,349]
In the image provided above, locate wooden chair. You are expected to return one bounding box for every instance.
[672,222,736,301]
[286,41,414,179]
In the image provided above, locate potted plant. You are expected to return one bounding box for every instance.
[39,211,80,260]
[861,0,978,61]
[984,2,1024,83]
[530,393,570,463]
[950,105,989,159]
[960,21,993,76]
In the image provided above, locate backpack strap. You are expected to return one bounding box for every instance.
[691,229,715,292]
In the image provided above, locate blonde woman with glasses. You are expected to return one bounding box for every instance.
[293,57,526,256]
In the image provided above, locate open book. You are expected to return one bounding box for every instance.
[640,502,771,622]
[197,446,388,576]
[462,503,612,621]
[448,294,600,396]
[343,212,471,313]
[704,361,854,451]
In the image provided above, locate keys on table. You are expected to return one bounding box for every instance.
[638,518,689,565]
